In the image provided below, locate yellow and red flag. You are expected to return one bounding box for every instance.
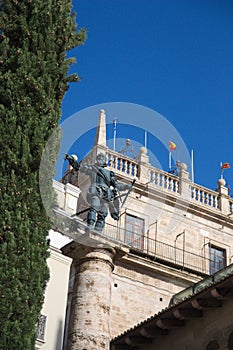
[221,162,231,169]
[169,141,176,151]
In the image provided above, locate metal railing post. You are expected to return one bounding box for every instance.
[174,230,185,267]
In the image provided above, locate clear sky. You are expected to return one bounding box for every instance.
[60,0,233,192]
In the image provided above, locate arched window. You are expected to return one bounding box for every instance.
[206,340,220,350]
[228,331,233,350]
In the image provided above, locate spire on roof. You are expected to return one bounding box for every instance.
[94,109,106,147]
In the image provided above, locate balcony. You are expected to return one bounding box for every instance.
[101,223,220,276]
[35,314,46,348]
[53,206,223,278]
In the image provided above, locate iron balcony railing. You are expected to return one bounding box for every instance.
[53,207,223,277]
[36,314,47,343]
[101,223,222,276]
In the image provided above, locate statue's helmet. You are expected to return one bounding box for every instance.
[95,153,107,166]
[71,154,78,162]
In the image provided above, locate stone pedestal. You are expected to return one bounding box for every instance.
[64,245,116,350]
[217,178,230,215]
[137,147,150,183]
[178,162,190,200]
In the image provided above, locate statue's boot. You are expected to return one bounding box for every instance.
[86,210,96,231]
[95,220,105,232]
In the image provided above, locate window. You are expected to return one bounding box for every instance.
[209,245,226,274]
[125,214,144,250]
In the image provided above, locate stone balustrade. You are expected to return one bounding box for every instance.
[190,184,219,209]
[59,147,232,215]
[149,166,179,193]
[106,149,138,177]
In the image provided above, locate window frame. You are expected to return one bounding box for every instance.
[125,213,145,250]
[209,244,226,274]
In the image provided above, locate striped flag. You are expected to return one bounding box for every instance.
[221,162,230,169]
[169,141,176,151]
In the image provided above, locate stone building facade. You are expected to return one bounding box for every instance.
[35,231,72,350]
[111,265,233,350]
[46,110,233,350]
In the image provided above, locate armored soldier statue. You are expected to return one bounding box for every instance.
[65,153,132,231]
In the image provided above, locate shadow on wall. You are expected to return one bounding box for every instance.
[55,319,63,350]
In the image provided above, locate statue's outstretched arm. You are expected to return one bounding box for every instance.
[64,154,80,171]
[110,171,131,191]
[64,154,94,175]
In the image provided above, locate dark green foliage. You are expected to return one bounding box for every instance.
[0,1,86,349]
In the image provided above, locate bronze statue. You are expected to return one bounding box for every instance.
[65,153,133,231]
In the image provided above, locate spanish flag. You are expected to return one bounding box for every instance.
[169,141,176,151]
[221,162,230,169]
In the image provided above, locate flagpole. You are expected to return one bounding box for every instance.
[144,131,147,149]
[220,162,223,179]
[191,149,194,182]
[169,141,176,172]
[169,150,171,172]
[113,118,117,152]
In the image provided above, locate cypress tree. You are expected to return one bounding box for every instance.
[0,1,86,349]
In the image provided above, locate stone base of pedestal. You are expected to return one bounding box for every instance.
[68,331,109,350]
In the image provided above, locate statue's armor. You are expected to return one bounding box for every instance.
[87,167,116,202]
[95,167,111,185]
[65,155,130,231]
[78,164,119,230]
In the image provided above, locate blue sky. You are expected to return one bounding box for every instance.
[60,0,233,192]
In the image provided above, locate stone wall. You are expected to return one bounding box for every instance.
[110,254,200,338]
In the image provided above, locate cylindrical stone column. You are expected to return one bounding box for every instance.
[66,247,115,350]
